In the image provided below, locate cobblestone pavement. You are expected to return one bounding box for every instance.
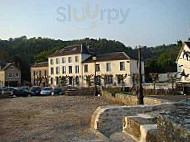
[0,96,121,142]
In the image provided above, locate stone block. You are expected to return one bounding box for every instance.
[157,103,190,142]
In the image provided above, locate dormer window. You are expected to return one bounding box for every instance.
[10,66,14,70]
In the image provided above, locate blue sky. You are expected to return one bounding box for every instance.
[0,0,190,47]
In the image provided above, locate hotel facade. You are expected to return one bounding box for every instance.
[47,44,144,87]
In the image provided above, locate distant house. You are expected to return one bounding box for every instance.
[48,44,145,87]
[176,41,190,82]
[30,62,48,87]
[0,63,21,87]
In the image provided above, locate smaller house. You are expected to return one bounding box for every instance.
[0,63,21,87]
[31,62,49,87]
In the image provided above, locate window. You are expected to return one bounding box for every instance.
[117,75,124,84]
[56,77,59,85]
[84,65,88,72]
[50,59,53,65]
[69,77,73,85]
[15,73,19,78]
[106,63,111,71]
[95,64,100,72]
[62,66,66,74]
[33,71,36,76]
[44,70,47,76]
[120,62,125,71]
[96,76,101,85]
[56,67,60,74]
[8,73,13,78]
[75,65,79,74]
[76,76,79,85]
[10,66,14,70]
[105,75,113,84]
[56,58,59,64]
[62,57,66,63]
[50,78,53,85]
[69,66,72,74]
[75,56,79,62]
[39,71,42,76]
[51,67,54,75]
[68,57,72,63]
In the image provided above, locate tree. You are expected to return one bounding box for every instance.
[116,74,128,90]
[149,73,159,90]
[167,72,181,90]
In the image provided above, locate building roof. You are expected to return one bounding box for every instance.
[31,62,48,68]
[49,44,90,57]
[184,41,190,48]
[176,41,190,62]
[83,52,133,63]
[0,63,13,71]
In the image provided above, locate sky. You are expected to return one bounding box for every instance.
[0,0,190,47]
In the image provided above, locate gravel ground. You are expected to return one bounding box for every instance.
[150,95,190,102]
[0,96,121,142]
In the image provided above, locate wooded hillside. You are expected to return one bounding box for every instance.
[0,36,182,82]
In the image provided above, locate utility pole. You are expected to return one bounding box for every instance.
[138,47,144,105]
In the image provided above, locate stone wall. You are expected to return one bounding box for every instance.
[102,91,168,106]
[157,103,190,142]
[91,103,174,137]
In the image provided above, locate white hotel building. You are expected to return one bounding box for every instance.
[48,44,144,87]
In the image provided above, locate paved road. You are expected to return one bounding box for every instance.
[0,96,121,142]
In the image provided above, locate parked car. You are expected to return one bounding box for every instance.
[14,88,29,97]
[29,86,41,96]
[20,86,29,92]
[40,87,52,96]
[0,88,2,95]
[52,87,63,95]
[2,87,17,96]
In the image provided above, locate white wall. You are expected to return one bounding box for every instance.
[177,44,190,82]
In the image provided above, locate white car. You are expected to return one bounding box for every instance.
[40,87,52,96]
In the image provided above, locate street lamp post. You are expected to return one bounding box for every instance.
[138,47,144,105]
[93,55,98,96]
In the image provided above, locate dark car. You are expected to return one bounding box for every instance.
[20,86,29,92]
[14,88,29,97]
[52,87,63,95]
[2,87,16,96]
[29,86,41,96]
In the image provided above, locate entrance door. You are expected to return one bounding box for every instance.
[69,77,73,86]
